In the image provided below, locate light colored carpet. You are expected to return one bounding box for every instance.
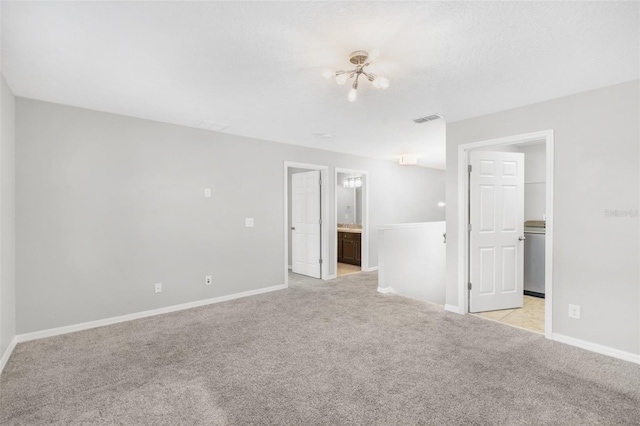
[2,271,639,425]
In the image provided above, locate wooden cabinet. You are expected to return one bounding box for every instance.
[337,231,361,266]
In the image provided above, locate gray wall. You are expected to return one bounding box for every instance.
[522,143,546,221]
[17,98,445,334]
[446,80,640,355]
[1,74,16,356]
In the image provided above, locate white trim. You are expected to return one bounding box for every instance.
[335,167,370,276]
[362,266,378,272]
[377,286,396,294]
[284,162,329,285]
[552,333,640,365]
[544,136,555,340]
[16,284,286,343]
[377,222,439,230]
[327,274,337,280]
[0,336,18,374]
[456,130,555,339]
[444,304,464,314]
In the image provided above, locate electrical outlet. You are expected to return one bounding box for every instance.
[204,188,211,198]
[568,304,580,319]
[245,218,254,227]
[205,275,212,285]
[155,282,162,294]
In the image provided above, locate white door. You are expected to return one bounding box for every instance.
[469,151,525,312]
[292,170,321,278]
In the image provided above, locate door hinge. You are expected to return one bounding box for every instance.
[319,219,322,225]
[468,165,472,173]
[319,178,322,186]
[467,223,472,232]
[468,282,472,290]
[319,258,323,264]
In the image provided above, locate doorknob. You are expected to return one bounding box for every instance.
[291,227,296,230]
[518,236,526,241]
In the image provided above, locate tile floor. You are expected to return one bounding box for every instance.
[337,262,361,277]
[474,295,545,334]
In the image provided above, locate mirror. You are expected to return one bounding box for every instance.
[337,172,363,225]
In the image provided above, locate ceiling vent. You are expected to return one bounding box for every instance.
[197,120,229,132]
[312,133,334,139]
[413,114,442,124]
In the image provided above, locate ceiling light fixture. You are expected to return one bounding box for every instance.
[323,49,389,102]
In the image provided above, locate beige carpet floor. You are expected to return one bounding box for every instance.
[1,271,639,425]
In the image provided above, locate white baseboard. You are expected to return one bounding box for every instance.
[445,304,464,314]
[326,274,337,280]
[363,266,379,272]
[377,286,396,294]
[16,284,287,344]
[0,336,18,375]
[552,333,640,365]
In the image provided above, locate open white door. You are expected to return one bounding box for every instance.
[291,170,321,278]
[469,151,525,312]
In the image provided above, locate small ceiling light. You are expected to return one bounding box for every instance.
[323,50,390,101]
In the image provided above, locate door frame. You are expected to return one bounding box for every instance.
[284,162,329,286]
[334,168,370,276]
[456,130,554,339]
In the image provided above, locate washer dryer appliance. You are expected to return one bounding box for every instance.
[523,220,545,298]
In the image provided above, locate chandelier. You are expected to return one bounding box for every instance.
[323,50,389,102]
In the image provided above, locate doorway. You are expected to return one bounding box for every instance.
[284,162,329,286]
[457,130,554,338]
[335,168,369,277]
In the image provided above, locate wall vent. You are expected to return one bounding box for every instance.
[413,114,442,124]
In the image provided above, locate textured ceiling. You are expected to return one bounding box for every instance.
[2,1,638,169]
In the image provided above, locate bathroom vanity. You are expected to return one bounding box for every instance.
[337,228,361,266]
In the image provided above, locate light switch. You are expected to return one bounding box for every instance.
[245,218,254,227]
[204,188,211,198]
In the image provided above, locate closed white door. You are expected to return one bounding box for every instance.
[469,151,525,312]
[292,170,321,278]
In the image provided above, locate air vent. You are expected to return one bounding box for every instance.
[312,133,334,139]
[399,154,418,165]
[196,120,229,132]
[413,114,442,124]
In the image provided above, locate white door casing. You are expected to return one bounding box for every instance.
[291,170,321,278]
[469,151,525,312]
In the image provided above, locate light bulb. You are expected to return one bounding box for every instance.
[322,69,335,79]
[369,49,380,61]
[343,180,348,188]
[336,73,348,85]
[355,177,362,188]
[349,178,355,188]
[348,87,357,102]
[373,76,389,89]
